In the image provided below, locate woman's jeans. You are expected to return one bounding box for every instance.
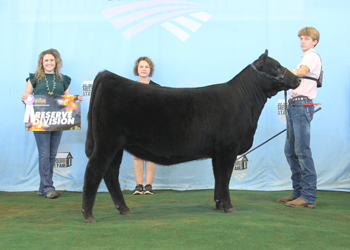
[33,131,63,196]
[284,98,317,204]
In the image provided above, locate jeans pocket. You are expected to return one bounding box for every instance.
[305,106,314,122]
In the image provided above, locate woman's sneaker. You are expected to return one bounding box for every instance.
[133,184,144,195]
[144,184,154,195]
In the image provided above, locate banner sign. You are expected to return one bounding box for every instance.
[24,95,81,131]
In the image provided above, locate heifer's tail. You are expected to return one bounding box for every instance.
[85,71,108,158]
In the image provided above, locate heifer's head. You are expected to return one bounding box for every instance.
[251,50,300,98]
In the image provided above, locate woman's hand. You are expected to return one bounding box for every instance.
[21,93,28,103]
[78,95,83,101]
[22,80,34,103]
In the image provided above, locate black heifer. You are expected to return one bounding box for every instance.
[82,50,300,223]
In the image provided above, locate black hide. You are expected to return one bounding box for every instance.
[82,50,300,222]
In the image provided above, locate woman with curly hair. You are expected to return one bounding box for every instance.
[21,48,82,199]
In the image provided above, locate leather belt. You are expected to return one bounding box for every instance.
[288,96,308,104]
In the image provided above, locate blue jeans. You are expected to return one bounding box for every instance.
[33,131,63,196]
[284,98,317,204]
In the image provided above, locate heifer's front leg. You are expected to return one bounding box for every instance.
[212,148,237,213]
[103,150,132,216]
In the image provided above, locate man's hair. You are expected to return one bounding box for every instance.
[133,57,154,77]
[298,27,320,47]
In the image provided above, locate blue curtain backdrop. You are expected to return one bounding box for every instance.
[1,0,349,192]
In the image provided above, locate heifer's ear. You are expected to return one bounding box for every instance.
[255,50,268,69]
[259,50,268,62]
[265,49,268,56]
[258,51,268,62]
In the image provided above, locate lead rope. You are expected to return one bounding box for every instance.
[239,107,321,159]
[284,90,289,139]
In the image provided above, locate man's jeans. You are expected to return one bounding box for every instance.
[284,99,317,204]
[33,131,63,196]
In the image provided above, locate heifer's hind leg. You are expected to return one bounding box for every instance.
[82,150,121,223]
[212,147,237,213]
[81,155,107,223]
[103,150,132,215]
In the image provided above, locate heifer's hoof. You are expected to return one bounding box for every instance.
[213,201,237,213]
[119,209,133,215]
[224,207,237,213]
[117,206,133,215]
[82,209,97,223]
[213,203,224,210]
[213,200,226,210]
[84,216,97,223]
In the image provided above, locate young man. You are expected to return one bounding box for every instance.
[277,27,322,208]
